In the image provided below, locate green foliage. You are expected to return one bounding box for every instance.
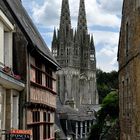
[97,83,110,103]
[101,91,119,118]
[88,69,119,140]
[88,91,119,140]
[96,69,118,103]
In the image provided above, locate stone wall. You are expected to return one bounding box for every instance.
[118,1,140,139]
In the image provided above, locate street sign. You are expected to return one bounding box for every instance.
[5,130,32,140]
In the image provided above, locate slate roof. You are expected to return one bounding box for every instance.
[55,115,67,139]
[58,106,96,121]
[56,97,96,121]
[4,0,60,68]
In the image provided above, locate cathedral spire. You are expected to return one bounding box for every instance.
[53,28,57,41]
[90,35,96,62]
[77,0,87,32]
[60,0,71,31]
[90,35,95,50]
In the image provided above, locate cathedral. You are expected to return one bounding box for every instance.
[52,0,98,139]
[52,0,98,108]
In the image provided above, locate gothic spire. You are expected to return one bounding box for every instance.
[90,35,95,50]
[52,28,57,41]
[52,28,58,55]
[77,0,87,32]
[90,35,96,62]
[60,0,71,31]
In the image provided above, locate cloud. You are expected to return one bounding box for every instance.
[98,0,123,15]
[93,31,119,46]
[31,0,60,29]
[85,0,121,28]
[93,31,119,72]
[22,0,122,29]
[22,0,123,72]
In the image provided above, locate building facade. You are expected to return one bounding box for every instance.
[118,0,140,139]
[0,0,60,140]
[52,0,98,109]
[0,6,25,140]
[52,0,98,139]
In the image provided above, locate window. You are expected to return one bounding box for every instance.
[66,59,68,64]
[33,125,40,140]
[45,67,53,89]
[122,81,125,116]
[78,122,80,136]
[48,113,50,122]
[61,49,63,55]
[43,112,47,122]
[52,49,57,57]
[35,59,42,84]
[126,22,129,56]
[126,78,129,117]
[48,113,51,138]
[67,48,68,55]
[83,122,85,134]
[57,75,60,96]
[32,111,40,140]
[0,10,14,68]
[43,112,47,139]
[90,54,95,61]
[30,60,57,94]
[43,112,52,139]
[30,58,56,93]
[33,111,40,122]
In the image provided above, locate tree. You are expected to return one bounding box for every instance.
[88,91,119,140]
[96,69,118,103]
[101,91,119,118]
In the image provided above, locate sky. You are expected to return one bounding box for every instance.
[22,0,123,72]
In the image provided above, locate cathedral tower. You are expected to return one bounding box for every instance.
[52,0,98,108]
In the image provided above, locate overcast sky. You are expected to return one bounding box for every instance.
[22,0,123,72]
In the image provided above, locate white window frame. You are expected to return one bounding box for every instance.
[0,10,14,31]
[0,10,14,67]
